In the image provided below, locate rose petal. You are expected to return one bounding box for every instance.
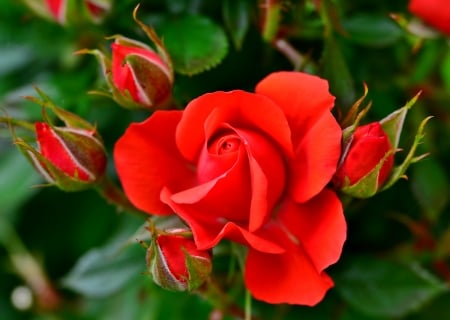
[289,111,342,202]
[171,143,252,223]
[245,224,334,305]
[255,71,336,148]
[176,90,293,163]
[277,189,346,272]
[234,128,286,232]
[160,188,284,254]
[114,111,195,214]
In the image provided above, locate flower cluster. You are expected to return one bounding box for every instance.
[1,4,432,313]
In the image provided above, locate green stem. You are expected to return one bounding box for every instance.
[245,289,252,320]
[274,38,305,71]
[0,117,35,131]
[95,176,146,217]
[199,279,259,320]
[0,219,61,310]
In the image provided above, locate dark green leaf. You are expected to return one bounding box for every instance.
[160,15,229,75]
[342,14,403,47]
[411,158,449,222]
[335,257,448,318]
[223,0,252,50]
[441,50,450,91]
[321,35,356,109]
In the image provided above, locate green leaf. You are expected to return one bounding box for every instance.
[0,148,40,216]
[335,256,448,318]
[342,14,403,47]
[321,35,355,109]
[223,0,251,50]
[160,15,229,76]
[61,217,145,298]
[411,158,449,222]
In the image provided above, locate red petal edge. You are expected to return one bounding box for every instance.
[114,111,195,214]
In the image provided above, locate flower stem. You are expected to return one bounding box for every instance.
[245,289,252,320]
[0,218,61,310]
[274,38,305,71]
[95,176,146,217]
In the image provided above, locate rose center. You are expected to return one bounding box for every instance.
[208,134,241,155]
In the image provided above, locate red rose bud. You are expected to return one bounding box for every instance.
[45,0,67,23]
[409,0,450,36]
[334,122,394,198]
[84,0,111,23]
[146,230,212,291]
[110,37,173,109]
[24,122,107,191]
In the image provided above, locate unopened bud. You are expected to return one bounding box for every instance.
[110,36,173,109]
[334,122,394,198]
[146,229,212,292]
[22,122,107,191]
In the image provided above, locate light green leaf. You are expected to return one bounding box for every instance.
[335,257,448,318]
[0,148,40,216]
[61,217,145,297]
[160,15,229,76]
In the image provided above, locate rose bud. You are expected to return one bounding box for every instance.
[146,230,212,292]
[409,0,450,36]
[20,122,107,192]
[44,0,67,23]
[334,122,394,198]
[110,36,173,110]
[83,0,111,24]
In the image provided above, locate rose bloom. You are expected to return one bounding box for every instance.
[114,72,346,305]
[409,0,450,35]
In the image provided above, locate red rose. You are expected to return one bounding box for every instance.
[111,37,173,109]
[114,72,346,305]
[409,0,450,35]
[335,122,394,189]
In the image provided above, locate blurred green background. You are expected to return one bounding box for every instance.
[1,0,450,319]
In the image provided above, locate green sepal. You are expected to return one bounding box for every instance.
[24,87,96,132]
[380,91,422,151]
[381,116,433,191]
[184,247,212,291]
[341,83,370,130]
[76,48,149,110]
[340,150,394,198]
[132,5,174,77]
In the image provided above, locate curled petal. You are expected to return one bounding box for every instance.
[289,111,342,202]
[176,90,293,163]
[160,187,284,254]
[114,111,195,214]
[255,71,336,148]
